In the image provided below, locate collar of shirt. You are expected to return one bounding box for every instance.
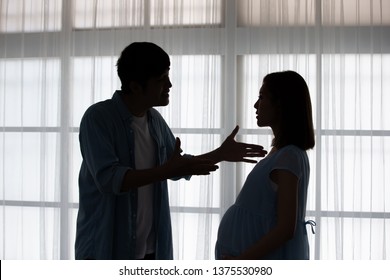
[113,90,156,124]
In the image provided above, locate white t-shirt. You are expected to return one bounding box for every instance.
[131,114,156,259]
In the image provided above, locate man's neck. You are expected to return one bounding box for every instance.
[121,92,148,117]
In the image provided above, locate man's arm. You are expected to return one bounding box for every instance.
[195,125,267,164]
[120,137,219,192]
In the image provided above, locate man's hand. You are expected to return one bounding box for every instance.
[166,137,219,177]
[217,125,267,163]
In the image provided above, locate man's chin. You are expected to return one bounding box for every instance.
[155,98,170,107]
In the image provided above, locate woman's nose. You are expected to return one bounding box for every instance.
[167,78,172,88]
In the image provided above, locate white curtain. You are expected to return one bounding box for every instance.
[0,0,389,260]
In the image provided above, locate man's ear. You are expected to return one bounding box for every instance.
[129,81,143,95]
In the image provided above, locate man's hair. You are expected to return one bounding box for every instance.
[116,42,170,92]
[263,70,315,150]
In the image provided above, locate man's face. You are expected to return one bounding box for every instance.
[143,69,172,107]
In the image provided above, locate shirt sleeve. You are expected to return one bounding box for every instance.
[271,146,303,179]
[79,104,130,195]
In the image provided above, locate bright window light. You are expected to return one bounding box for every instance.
[237,0,316,26]
[73,0,144,28]
[322,0,390,25]
[0,59,60,127]
[150,0,223,26]
[0,0,61,32]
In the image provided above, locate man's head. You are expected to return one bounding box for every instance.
[117,42,171,93]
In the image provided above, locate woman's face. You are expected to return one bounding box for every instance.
[254,83,278,128]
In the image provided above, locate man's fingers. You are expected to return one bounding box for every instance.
[228,125,240,139]
[173,137,183,154]
[241,159,258,164]
[244,152,268,158]
[241,144,268,155]
[188,158,219,175]
[193,164,219,175]
[240,143,266,151]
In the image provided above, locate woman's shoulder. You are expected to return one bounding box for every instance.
[280,144,304,152]
[276,145,306,158]
[272,145,308,173]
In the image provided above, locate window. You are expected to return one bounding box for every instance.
[73,0,144,29]
[0,0,62,32]
[237,0,316,26]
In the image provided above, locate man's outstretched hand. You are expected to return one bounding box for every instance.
[217,125,267,163]
[164,126,267,181]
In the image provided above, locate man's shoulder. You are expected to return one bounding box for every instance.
[85,97,116,115]
[80,98,119,128]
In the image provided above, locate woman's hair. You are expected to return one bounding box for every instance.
[116,42,170,93]
[263,70,315,150]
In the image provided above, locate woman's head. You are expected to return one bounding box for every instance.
[117,42,170,93]
[255,70,315,150]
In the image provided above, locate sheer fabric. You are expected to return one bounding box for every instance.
[0,0,389,259]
